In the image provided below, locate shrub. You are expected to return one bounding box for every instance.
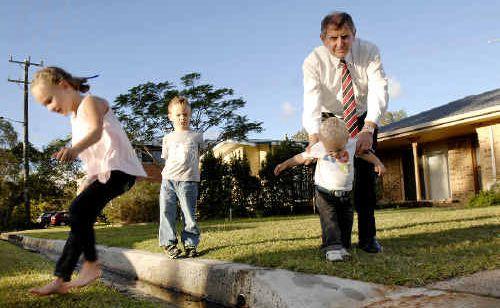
[228,154,260,217]
[103,180,160,224]
[468,189,500,208]
[198,149,231,220]
[259,139,312,216]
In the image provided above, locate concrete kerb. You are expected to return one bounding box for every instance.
[2,233,492,307]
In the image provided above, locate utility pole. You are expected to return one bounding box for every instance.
[8,55,43,227]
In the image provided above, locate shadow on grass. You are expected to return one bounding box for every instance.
[197,235,321,256]
[377,214,499,232]
[230,224,500,287]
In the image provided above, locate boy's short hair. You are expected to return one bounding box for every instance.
[168,96,191,114]
[319,117,349,150]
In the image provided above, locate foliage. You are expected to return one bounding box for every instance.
[291,128,309,142]
[103,180,160,224]
[380,109,408,126]
[228,154,260,217]
[259,138,312,216]
[467,189,500,208]
[112,73,263,145]
[198,149,231,219]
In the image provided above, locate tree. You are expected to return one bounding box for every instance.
[380,109,407,126]
[0,119,20,182]
[291,128,309,142]
[198,149,231,219]
[228,154,260,217]
[112,73,263,145]
[259,138,310,216]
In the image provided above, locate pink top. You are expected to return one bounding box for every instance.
[71,96,147,183]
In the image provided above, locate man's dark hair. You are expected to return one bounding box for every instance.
[321,12,356,35]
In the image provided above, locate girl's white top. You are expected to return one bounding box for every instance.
[71,96,147,183]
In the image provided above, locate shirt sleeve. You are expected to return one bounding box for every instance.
[365,45,389,126]
[301,142,325,159]
[302,56,322,135]
[161,135,168,159]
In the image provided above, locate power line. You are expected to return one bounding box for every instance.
[7,55,43,228]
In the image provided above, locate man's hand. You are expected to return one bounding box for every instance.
[356,131,373,155]
[53,147,79,163]
[374,162,386,176]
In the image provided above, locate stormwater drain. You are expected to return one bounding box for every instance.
[101,269,226,308]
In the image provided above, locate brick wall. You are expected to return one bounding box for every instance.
[141,163,163,183]
[377,152,403,202]
[476,124,500,190]
[447,137,476,201]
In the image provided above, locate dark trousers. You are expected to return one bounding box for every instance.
[315,187,354,251]
[353,113,378,243]
[54,170,136,281]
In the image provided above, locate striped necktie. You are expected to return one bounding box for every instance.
[341,59,359,138]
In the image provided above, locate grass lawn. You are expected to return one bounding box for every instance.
[0,240,158,307]
[18,206,500,287]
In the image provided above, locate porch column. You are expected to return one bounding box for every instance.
[412,141,422,201]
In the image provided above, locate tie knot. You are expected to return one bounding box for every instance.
[340,59,347,64]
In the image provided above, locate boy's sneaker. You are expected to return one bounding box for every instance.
[163,245,182,259]
[185,246,198,258]
[325,248,350,262]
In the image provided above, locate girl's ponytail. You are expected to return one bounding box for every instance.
[31,66,98,93]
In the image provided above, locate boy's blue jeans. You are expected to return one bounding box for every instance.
[159,180,200,248]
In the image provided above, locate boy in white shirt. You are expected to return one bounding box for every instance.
[274,117,385,261]
[159,97,204,258]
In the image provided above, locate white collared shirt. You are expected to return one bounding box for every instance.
[302,39,389,134]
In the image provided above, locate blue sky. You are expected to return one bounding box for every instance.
[1,0,499,148]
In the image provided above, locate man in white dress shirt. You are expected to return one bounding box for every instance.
[302,11,388,253]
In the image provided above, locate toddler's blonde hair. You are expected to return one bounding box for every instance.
[319,117,349,151]
[168,96,191,114]
[31,66,91,93]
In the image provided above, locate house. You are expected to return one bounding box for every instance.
[211,139,285,176]
[136,139,306,180]
[376,89,500,203]
[135,144,163,182]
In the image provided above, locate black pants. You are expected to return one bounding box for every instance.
[353,113,378,244]
[315,187,354,251]
[54,170,136,281]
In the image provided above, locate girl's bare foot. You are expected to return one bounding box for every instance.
[29,278,69,296]
[65,261,102,289]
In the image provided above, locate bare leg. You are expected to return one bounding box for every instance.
[64,260,102,289]
[29,278,69,296]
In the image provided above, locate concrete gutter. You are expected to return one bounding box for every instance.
[2,233,499,307]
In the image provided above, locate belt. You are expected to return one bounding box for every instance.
[316,186,351,198]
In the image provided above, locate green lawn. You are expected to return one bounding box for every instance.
[18,206,500,287]
[0,240,158,307]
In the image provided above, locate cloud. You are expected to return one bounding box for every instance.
[281,101,297,118]
[388,77,402,100]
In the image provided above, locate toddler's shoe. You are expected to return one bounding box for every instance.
[163,244,182,259]
[325,248,350,262]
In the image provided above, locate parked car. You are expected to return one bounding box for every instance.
[36,211,56,228]
[50,211,70,226]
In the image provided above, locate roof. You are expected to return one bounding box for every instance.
[380,88,500,133]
